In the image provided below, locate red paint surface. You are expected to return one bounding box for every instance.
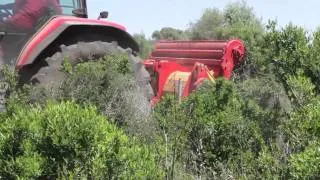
[16,16,126,68]
[144,39,245,103]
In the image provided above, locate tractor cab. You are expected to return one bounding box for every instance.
[0,0,88,65]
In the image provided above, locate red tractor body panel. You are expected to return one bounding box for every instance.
[144,40,245,103]
[16,16,127,68]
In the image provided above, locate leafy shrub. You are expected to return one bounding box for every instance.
[133,33,154,59]
[237,75,291,142]
[33,54,156,139]
[154,79,270,178]
[262,22,310,74]
[283,98,320,152]
[286,71,316,106]
[0,101,163,179]
[309,29,320,91]
[289,143,320,179]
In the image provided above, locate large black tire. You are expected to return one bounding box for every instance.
[28,41,154,100]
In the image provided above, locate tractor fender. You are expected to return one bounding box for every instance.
[16,16,139,68]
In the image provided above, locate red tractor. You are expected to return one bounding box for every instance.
[0,0,153,109]
[0,0,245,109]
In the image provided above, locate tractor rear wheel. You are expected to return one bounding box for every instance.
[26,41,153,101]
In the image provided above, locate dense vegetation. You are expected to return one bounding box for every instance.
[0,1,319,179]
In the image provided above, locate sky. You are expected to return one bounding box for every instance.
[87,0,320,37]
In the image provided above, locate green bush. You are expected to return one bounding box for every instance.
[34,54,156,139]
[309,29,320,91]
[133,33,154,59]
[154,79,271,178]
[283,98,320,152]
[289,143,320,179]
[0,101,163,179]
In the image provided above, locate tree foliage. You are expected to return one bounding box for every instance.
[152,27,188,40]
[133,33,153,59]
[189,2,263,42]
